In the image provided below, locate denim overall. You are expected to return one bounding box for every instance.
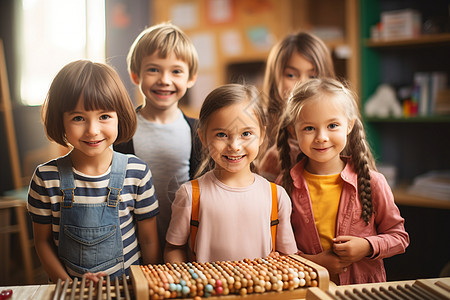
[57,151,127,279]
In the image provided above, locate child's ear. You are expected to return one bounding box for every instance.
[347,119,356,135]
[130,72,140,85]
[187,74,198,89]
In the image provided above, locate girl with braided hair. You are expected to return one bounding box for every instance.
[259,31,336,182]
[277,78,409,285]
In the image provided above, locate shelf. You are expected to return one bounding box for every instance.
[364,115,450,123]
[393,184,450,210]
[365,33,450,48]
[323,38,347,49]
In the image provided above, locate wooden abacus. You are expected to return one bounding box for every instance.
[52,274,133,300]
[306,277,450,300]
[51,254,329,299]
[17,257,450,299]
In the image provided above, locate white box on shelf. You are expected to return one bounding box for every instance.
[381,9,421,39]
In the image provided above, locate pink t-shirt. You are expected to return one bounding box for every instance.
[166,171,297,263]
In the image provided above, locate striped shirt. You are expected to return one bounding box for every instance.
[27,154,159,277]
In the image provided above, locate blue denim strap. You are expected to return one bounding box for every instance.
[57,154,76,208]
[107,152,128,207]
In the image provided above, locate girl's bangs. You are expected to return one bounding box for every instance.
[80,76,116,112]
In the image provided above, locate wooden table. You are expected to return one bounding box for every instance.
[0,284,54,300]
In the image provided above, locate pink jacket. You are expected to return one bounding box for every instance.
[285,158,409,285]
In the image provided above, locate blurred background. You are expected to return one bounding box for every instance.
[0,0,448,286]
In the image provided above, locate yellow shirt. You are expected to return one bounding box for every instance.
[304,170,343,251]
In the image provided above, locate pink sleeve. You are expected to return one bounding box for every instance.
[365,172,410,259]
[275,185,298,255]
[165,183,192,246]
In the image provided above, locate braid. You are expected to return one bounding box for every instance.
[267,95,284,146]
[283,78,379,224]
[347,119,376,224]
[277,125,294,195]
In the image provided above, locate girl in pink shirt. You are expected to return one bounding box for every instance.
[164,84,297,263]
[277,78,409,284]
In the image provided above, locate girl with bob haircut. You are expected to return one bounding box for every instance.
[164,84,297,264]
[42,60,137,145]
[277,78,409,284]
[28,60,160,283]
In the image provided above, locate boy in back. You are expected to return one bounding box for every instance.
[114,22,200,251]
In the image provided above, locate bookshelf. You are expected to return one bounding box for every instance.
[360,0,450,282]
[365,115,450,123]
[365,32,450,47]
[360,0,450,184]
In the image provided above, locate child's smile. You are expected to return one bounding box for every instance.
[313,146,332,153]
[83,139,105,146]
[223,154,246,161]
[293,95,351,175]
[63,97,118,163]
[200,101,265,185]
[151,88,176,97]
[134,51,195,113]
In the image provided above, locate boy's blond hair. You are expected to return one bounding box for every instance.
[127,22,198,80]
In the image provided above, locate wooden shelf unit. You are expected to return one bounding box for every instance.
[365,33,450,47]
[360,0,450,281]
[393,184,450,210]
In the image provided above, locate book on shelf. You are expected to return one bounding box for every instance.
[435,88,450,115]
[407,170,450,201]
[412,72,448,116]
[413,72,429,116]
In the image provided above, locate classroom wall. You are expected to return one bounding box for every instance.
[105,0,152,106]
[1,0,448,282]
[0,0,357,192]
[0,1,152,194]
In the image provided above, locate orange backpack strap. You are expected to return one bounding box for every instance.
[190,179,200,255]
[270,182,279,251]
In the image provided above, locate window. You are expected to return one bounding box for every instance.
[18,0,105,105]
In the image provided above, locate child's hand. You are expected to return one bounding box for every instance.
[302,250,350,275]
[83,271,108,284]
[333,235,373,263]
[268,251,280,258]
